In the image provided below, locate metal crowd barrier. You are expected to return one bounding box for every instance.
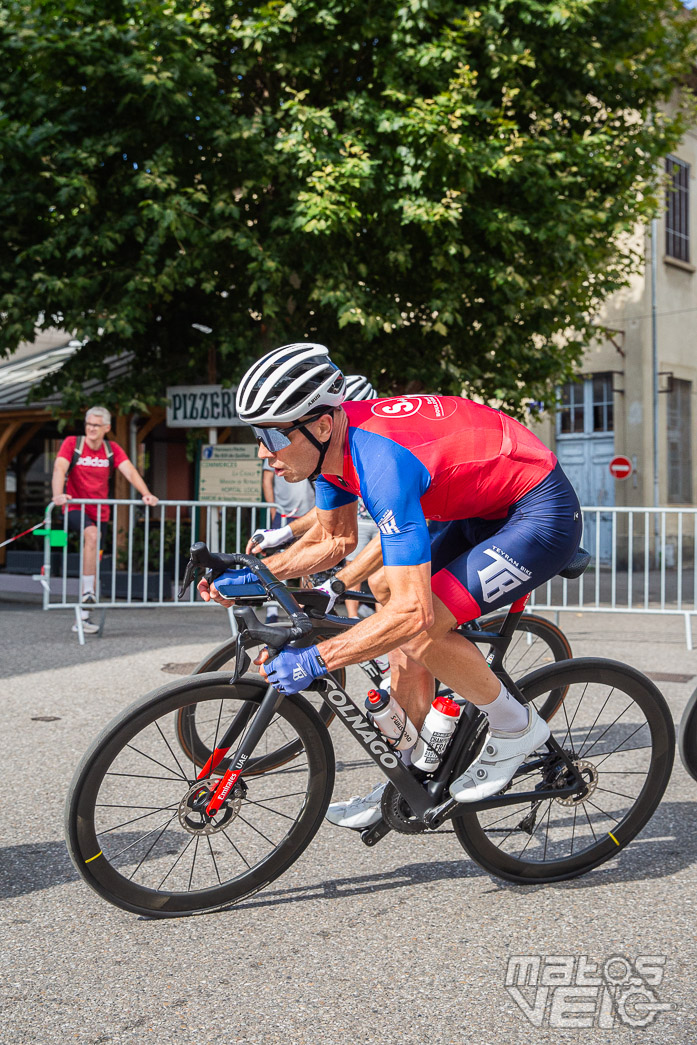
[40,499,277,643]
[40,501,697,649]
[530,506,697,649]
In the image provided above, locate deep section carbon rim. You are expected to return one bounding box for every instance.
[452,659,674,883]
[66,675,334,916]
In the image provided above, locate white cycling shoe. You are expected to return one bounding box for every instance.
[325,782,387,830]
[450,706,551,803]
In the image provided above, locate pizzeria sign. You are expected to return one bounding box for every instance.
[166,385,242,428]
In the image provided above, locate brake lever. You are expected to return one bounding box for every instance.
[178,558,197,600]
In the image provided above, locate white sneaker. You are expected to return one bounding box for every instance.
[72,619,100,635]
[325,782,387,830]
[450,707,551,803]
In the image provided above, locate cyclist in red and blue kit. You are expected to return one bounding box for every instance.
[199,344,582,831]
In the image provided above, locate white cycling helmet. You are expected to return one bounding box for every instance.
[235,343,346,425]
[344,374,378,401]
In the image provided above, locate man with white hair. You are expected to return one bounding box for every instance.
[52,406,158,633]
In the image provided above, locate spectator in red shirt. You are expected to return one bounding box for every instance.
[51,405,158,633]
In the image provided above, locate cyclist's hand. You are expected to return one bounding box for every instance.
[257,645,327,694]
[246,525,293,554]
[199,567,264,606]
[314,577,345,613]
[197,576,235,607]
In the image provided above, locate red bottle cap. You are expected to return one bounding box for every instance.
[433,695,461,717]
[367,689,382,704]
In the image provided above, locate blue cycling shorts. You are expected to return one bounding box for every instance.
[430,462,582,624]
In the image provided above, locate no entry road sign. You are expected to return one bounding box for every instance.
[609,455,632,480]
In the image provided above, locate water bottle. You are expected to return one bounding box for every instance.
[412,695,462,771]
[364,689,418,751]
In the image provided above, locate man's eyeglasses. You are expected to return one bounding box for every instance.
[85,422,108,429]
[252,418,312,453]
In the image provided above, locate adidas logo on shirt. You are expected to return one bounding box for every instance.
[377,509,400,536]
[77,456,111,468]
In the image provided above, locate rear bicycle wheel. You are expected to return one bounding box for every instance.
[66,673,335,917]
[678,685,697,782]
[175,637,343,774]
[452,658,674,884]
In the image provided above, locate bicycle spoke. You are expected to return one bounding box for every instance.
[108,812,179,860]
[125,743,187,780]
[242,798,300,822]
[154,720,190,781]
[207,836,222,885]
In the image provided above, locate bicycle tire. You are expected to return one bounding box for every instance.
[452,658,675,884]
[482,613,572,720]
[175,638,342,774]
[678,684,697,783]
[66,672,335,917]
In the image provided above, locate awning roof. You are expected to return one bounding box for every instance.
[0,331,132,411]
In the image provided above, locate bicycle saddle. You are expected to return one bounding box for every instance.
[558,547,590,579]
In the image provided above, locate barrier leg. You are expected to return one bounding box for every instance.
[685,613,693,652]
[73,605,85,646]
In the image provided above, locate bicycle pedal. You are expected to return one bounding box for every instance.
[360,819,391,846]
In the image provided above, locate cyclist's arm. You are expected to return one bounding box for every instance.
[335,533,383,589]
[308,561,436,670]
[288,506,318,538]
[312,435,434,666]
[259,504,357,580]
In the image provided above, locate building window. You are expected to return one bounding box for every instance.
[592,373,614,433]
[667,379,692,504]
[558,374,614,436]
[558,381,584,434]
[665,155,690,263]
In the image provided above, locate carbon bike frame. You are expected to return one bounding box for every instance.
[197,591,585,834]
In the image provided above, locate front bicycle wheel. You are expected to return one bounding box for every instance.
[678,684,697,782]
[452,659,674,884]
[175,638,343,774]
[66,673,335,917]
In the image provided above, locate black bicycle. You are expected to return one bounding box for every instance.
[65,544,675,917]
[678,685,697,782]
[174,592,573,776]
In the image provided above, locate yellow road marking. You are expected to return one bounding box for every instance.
[608,832,620,846]
[85,850,103,864]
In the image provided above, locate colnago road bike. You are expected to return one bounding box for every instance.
[65,544,675,917]
[174,594,573,777]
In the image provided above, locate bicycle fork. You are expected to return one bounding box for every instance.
[196,684,285,818]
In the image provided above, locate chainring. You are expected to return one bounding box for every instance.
[380,782,428,834]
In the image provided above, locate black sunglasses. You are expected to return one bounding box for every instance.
[251,410,331,452]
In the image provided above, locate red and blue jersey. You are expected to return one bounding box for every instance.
[315,395,556,567]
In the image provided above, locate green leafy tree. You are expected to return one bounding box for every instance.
[1,0,695,417]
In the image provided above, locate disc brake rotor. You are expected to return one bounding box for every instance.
[554,757,598,806]
[178,777,242,835]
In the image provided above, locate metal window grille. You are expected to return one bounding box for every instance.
[668,379,692,504]
[665,156,690,263]
[592,373,614,433]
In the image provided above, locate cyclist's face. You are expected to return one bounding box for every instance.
[255,414,332,482]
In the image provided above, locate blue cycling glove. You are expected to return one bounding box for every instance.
[264,645,327,694]
[214,567,264,598]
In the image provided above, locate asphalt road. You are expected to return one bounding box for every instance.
[1,602,696,1044]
